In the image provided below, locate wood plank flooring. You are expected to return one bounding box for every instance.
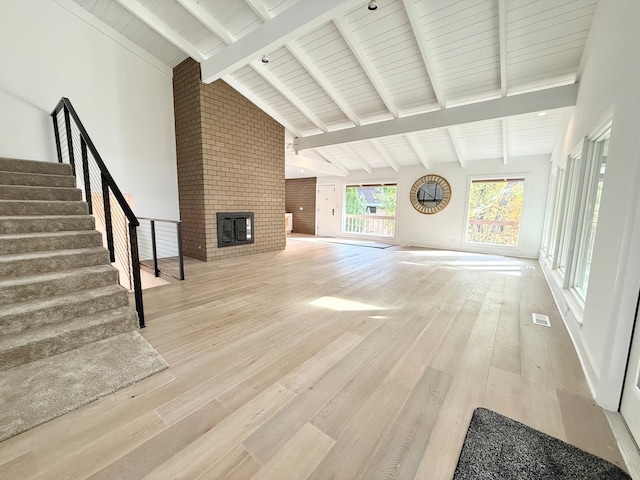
[0,236,628,479]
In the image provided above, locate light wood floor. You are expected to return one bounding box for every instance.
[0,235,628,479]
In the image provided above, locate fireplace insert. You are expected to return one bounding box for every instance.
[216,212,254,247]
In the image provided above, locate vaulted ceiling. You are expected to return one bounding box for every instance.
[66,0,598,177]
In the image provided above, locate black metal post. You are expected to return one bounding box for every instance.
[63,106,76,176]
[102,173,115,263]
[177,221,185,281]
[150,220,159,277]
[81,138,92,214]
[128,223,145,328]
[52,113,63,164]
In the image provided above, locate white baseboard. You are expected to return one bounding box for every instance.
[605,411,640,478]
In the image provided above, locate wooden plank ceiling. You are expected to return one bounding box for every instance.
[68,0,597,177]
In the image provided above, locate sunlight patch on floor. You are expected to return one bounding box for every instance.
[310,296,387,311]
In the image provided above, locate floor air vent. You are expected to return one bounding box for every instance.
[532,313,551,327]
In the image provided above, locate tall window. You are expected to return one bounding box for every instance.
[573,134,609,300]
[466,178,525,246]
[344,184,397,237]
[544,121,611,310]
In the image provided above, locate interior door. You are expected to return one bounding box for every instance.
[620,293,640,443]
[317,184,336,237]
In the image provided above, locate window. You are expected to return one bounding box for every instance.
[543,117,611,311]
[344,184,397,237]
[466,178,525,246]
[573,133,609,300]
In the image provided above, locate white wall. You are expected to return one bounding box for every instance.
[540,0,640,409]
[0,0,179,220]
[318,155,551,258]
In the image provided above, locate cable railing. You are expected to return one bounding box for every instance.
[51,98,145,327]
[137,218,185,281]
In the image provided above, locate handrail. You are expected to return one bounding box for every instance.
[50,97,145,327]
[52,98,138,226]
[137,217,185,281]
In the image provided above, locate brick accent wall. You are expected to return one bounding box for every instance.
[173,58,285,261]
[285,178,316,235]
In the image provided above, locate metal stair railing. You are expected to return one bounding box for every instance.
[51,97,145,327]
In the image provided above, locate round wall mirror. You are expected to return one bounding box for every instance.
[410,174,451,214]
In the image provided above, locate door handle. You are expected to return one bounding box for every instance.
[332,208,335,216]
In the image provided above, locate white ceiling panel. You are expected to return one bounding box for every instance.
[262,47,351,128]
[452,119,503,161]
[296,21,391,122]
[231,65,321,134]
[419,0,501,105]
[507,107,572,157]
[506,0,597,92]
[344,0,437,114]
[66,0,594,177]
[377,136,420,167]
[410,129,459,164]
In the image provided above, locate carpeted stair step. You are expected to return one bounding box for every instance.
[0,158,72,176]
[0,215,95,234]
[0,230,102,255]
[0,265,118,306]
[0,285,129,336]
[0,184,81,201]
[0,307,138,371]
[0,330,168,442]
[0,199,88,216]
[0,246,110,279]
[0,170,76,188]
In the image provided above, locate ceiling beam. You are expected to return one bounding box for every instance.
[370,140,399,172]
[502,118,508,165]
[114,0,205,62]
[201,0,362,83]
[222,75,301,136]
[177,0,235,45]
[333,17,399,118]
[295,83,579,150]
[286,42,361,127]
[448,128,466,168]
[342,144,372,174]
[498,0,507,96]
[314,148,351,176]
[405,134,431,170]
[244,0,271,22]
[402,0,445,108]
[250,60,328,132]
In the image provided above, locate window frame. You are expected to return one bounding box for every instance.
[341,182,399,239]
[462,174,528,249]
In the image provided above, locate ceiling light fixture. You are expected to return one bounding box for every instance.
[537,111,547,117]
[261,54,270,64]
[367,0,378,11]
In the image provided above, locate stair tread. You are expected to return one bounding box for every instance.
[0,199,86,205]
[0,264,115,289]
[0,230,100,240]
[0,246,106,263]
[0,284,126,318]
[0,307,137,352]
[0,331,167,441]
[0,158,72,175]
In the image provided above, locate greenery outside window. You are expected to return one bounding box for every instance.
[344,184,397,237]
[466,178,525,246]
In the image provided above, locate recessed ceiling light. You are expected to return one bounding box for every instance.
[367,0,378,11]
[261,54,270,64]
[300,169,305,173]
[537,111,547,117]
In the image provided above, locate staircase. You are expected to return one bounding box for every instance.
[0,157,167,442]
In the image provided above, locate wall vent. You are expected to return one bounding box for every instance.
[532,313,551,327]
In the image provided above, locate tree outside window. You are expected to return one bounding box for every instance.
[466,178,524,246]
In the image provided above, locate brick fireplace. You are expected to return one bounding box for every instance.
[173,58,285,262]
